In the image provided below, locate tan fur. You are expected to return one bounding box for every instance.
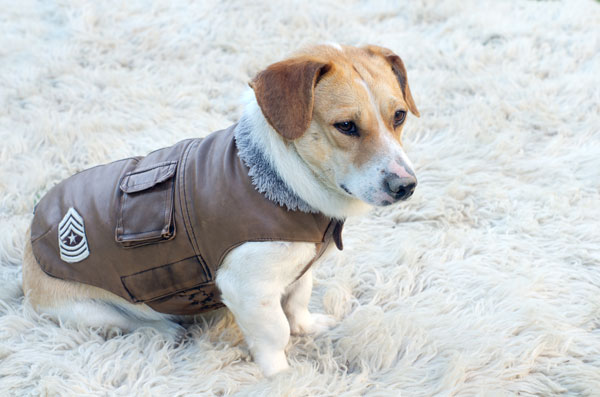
[363,45,420,117]
[250,45,418,145]
[249,57,331,140]
[289,45,419,192]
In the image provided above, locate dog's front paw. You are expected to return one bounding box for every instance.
[254,348,290,377]
[290,312,336,336]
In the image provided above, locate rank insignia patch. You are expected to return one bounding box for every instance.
[58,207,90,263]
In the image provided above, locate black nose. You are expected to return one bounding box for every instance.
[384,174,417,201]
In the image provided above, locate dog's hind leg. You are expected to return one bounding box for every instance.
[22,229,183,340]
[39,300,184,340]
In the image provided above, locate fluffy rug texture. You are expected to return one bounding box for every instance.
[1,0,599,395]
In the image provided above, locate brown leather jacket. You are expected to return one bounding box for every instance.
[31,125,343,315]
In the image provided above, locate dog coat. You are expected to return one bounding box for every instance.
[30,125,343,315]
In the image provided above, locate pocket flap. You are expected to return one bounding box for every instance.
[121,257,210,302]
[120,161,177,193]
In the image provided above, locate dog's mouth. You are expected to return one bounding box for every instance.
[340,184,353,196]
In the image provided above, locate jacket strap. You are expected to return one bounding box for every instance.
[293,219,344,283]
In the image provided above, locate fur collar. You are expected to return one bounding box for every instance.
[234,116,317,213]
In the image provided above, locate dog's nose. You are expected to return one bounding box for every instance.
[384,173,417,201]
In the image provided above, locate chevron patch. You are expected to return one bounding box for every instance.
[58,207,90,263]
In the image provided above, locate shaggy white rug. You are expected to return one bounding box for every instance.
[1,0,599,395]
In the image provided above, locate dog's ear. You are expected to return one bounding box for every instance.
[364,45,420,117]
[250,58,332,140]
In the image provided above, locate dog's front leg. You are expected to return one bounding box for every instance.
[221,284,291,376]
[282,268,336,335]
[216,241,318,376]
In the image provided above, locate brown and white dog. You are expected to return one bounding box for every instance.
[22,44,419,376]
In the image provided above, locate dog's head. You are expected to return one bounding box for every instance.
[250,44,420,207]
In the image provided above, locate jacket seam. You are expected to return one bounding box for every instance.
[31,227,53,244]
[122,161,177,183]
[215,236,327,269]
[179,139,211,280]
[118,227,165,236]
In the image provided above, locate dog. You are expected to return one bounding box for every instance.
[22,44,419,377]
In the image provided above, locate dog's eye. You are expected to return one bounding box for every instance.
[334,121,359,136]
[394,110,407,127]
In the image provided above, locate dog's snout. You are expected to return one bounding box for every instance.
[384,173,416,201]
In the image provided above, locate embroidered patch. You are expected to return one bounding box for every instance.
[58,207,90,263]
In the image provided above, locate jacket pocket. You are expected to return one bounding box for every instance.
[116,161,177,248]
[121,257,209,303]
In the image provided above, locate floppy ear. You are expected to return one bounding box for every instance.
[364,45,420,117]
[249,58,332,140]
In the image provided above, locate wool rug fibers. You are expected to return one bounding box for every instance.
[1,0,599,395]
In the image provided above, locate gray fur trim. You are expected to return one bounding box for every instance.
[234,117,316,213]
